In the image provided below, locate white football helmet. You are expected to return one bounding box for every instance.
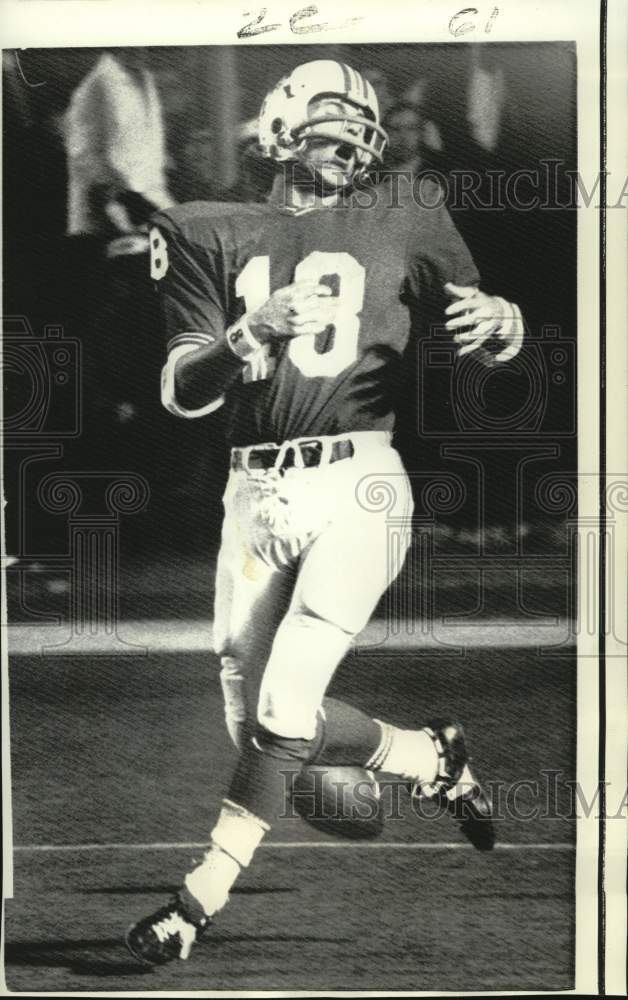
[258,60,388,175]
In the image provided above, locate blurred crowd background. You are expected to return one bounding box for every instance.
[4,43,577,583]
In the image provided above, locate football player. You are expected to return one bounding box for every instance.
[126,60,523,966]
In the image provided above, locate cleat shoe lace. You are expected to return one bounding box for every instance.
[153,910,195,954]
[125,899,209,966]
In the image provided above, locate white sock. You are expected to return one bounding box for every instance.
[183,799,269,919]
[366,722,438,785]
[183,845,240,919]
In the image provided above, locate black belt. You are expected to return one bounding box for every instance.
[231,437,355,473]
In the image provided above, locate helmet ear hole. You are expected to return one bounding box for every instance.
[271,117,283,134]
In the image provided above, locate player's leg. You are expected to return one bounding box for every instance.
[213,507,297,750]
[253,449,493,841]
[313,696,495,851]
[194,446,422,847]
[138,674,322,963]
[176,586,339,936]
[129,467,388,962]
[139,683,488,968]
[252,455,441,790]
[174,478,305,927]
[126,676,296,967]
[125,445,486,965]
[189,496,467,908]
[126,472,302,966]
[213,472,295,749]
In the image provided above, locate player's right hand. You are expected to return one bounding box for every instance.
[248,281,336,342]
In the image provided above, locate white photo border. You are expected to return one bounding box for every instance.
[1,0,625,995]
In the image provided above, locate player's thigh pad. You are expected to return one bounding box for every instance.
[257,611,354,740]
[294,449,414,635]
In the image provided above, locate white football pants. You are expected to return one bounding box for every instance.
[213,432,414,747]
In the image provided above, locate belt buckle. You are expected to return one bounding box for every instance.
[275,442,299,471]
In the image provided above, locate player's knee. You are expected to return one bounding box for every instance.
[253,720,320,763]
[214,627,246,658]
[256,679,321,742]
[215,632,267,670]
[255,684,326,760]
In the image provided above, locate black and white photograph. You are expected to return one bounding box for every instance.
[2,0,625,994]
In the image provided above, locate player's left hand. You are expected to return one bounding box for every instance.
[444,283,524,362]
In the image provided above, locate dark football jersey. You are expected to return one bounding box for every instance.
[151,183,479,446]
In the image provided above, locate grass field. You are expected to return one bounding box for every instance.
[5,643,576,992]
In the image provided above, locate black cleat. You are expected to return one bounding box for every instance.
[411,719,467,799]
[411,719,496,851]
[125,898,210,966]
[444,777,496,851]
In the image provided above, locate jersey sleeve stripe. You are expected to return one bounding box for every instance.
[161,342,224,419]
[166,332,216,352]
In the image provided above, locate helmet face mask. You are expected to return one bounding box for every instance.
[298,96,385,161]
[258,60,388,188]
[293,97,380,188]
